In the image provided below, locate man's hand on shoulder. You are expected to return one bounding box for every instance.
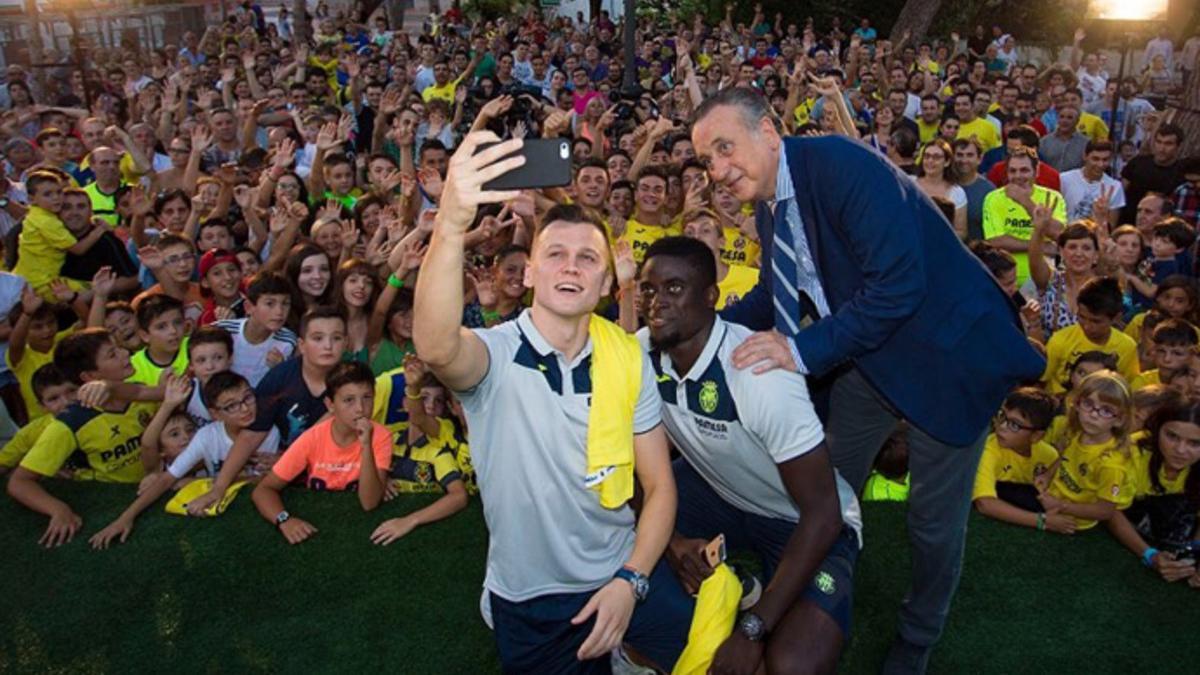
[731,330,799,374]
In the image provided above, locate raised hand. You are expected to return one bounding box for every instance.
[20,283,44,314]
[163,373,193,408]
[468,264,498,307]
[91,266,117,298]
[613,240,637,288]
[1031,194,1059,228]
[315,121,340,151]
[403,352,428,384]
[435,132,525,235]
[48,278,76,304]
[418,166,444,201]
[478,94,513,123]
[191,124,214,153]
[389,237,428,276]
[339,219,360,252]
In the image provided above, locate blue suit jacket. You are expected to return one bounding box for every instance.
[721,136,1045,446]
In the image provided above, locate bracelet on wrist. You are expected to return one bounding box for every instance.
[404,388,422,401]
[387,273,405,289]
[1142,547,1160,568]
[1035,512,1045,531]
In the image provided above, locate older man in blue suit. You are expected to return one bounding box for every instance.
[691,87,1044,673]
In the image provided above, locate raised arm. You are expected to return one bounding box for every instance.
[413,132,524,391]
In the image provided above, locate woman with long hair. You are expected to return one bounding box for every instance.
[915,139,967,238]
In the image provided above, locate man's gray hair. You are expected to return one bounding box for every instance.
[692,87,782,134]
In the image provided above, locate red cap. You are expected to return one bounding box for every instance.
[198,248,239,279]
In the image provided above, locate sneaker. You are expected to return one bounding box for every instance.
[729,565,763,610]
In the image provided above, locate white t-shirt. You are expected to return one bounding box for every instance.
[214,318,298,387]
[168,421,281,479]
[1076,68,1107,108]
[1059,169,1127,223]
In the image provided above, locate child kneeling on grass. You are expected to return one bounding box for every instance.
[370,355,469,546]
[0,365,78,473]
[5,328,159,547]
[973,388,1071,532]
[89,371,281,549]
[1107,397,1200,587]
[252,361,392,545]
[1038,370,1135,531]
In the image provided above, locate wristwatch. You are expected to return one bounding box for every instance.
[738,612,767,642]
[275,510,291,528]
[613,565,650,602]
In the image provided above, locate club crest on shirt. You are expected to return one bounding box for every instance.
[699,380,719,414]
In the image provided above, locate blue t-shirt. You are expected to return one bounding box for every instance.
[250,357,326,445]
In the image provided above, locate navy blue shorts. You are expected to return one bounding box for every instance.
[672,458,858,637]
[490,559,694,674]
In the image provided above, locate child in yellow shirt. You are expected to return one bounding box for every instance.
[1106,398,1200,584]
[1131,319,1198,390]
[1042,371,1136,530]
[13,171,106,302]
[0,364,78,472]
[5,285,74,422]
[974,388,1065,531]
[1041,277,1138,394]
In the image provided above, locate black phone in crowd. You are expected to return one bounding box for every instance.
[478,138,572,191]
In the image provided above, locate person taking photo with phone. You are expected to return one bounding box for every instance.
[413,131,693,673]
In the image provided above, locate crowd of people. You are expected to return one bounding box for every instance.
[1,1,1199,673]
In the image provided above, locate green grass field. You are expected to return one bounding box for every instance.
[1,482,1197,674]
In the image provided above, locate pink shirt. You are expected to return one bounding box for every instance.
[272,417,392,491]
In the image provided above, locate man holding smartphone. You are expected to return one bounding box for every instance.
[414,132,692,673]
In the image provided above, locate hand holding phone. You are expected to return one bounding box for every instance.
[477,138,572,191]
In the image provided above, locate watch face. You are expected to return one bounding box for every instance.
[634,577,649,601]
[739,613,766,641]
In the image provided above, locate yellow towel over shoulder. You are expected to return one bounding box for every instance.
[586,314,642,508]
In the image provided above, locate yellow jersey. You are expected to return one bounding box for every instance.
[917,118,940,144]
[1048,434,1130,529]
[717,265,760,310]
[422,75,464,103]
[1131,370,1162,390]
[127,339,190,387]
[720,227,760,268]
[390,417,464,493]
[972,433,1059,500]
[981,185,1066,287]
[371,366,412,451]
[19,401,157,483]
[619,218,680,264]
[957,117,1002,152]
[13,205,76,293]
[1041,323,1139,394]
[5,328,74,421]
[0,414,55,468]
[1077,112,1109,142]
[1120,445,1190,508]
[1123,311,1200,345]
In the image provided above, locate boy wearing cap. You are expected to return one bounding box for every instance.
[197,248,245,326]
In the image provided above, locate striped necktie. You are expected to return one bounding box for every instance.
[771,198,802,337]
